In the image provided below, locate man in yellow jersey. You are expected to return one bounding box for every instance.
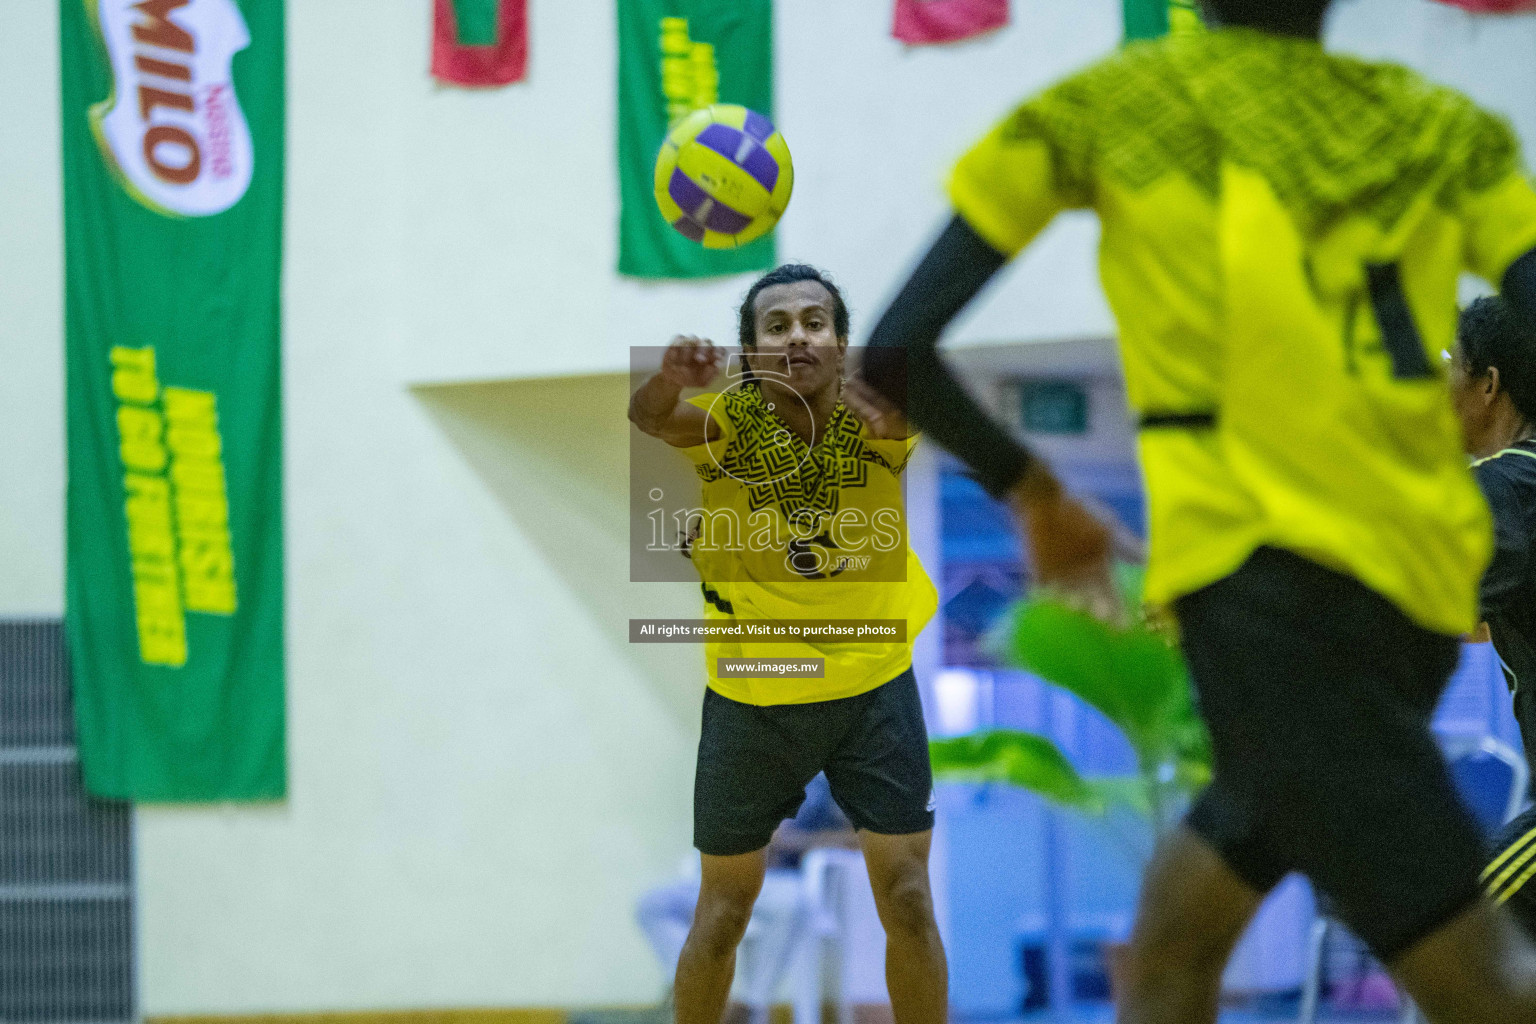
[629,264,947,1023]
[860,1,1536,1021]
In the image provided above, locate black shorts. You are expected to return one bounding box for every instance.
[1487,806,1536,939]
[693,667,935,857]
[1177,546,1482,962]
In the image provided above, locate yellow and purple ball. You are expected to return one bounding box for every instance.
[653,104,794,249]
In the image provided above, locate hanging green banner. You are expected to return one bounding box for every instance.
[1123,0,1202,40]
[617,0,775,278]
[62,0,286,800]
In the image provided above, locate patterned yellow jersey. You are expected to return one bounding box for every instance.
[678,385,938,705]
[950,27,1536,635]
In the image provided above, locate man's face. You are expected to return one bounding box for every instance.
[747,280,844,396]
[1448,345,1493,455]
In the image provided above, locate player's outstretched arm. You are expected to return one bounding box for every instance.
[863,214,1121,620]
[628,335,725,449]
[863,215,1023,488]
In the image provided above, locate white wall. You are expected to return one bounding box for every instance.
[368,0,1126,386]
[0,0,63,617]
[138,373,704,1009]
[1330,0,1536,148]
[2,0,1536,1014]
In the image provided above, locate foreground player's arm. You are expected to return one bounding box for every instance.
[628,336,725,448]
[863,216,1023,489]
[864,216,1117,612]
[863,85,1092,492]
[864,83,1095,492]
[863,88,1120,612]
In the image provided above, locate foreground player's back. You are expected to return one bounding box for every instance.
[959,28,1531,411]
[951,27,1536,633]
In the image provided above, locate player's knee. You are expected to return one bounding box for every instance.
[689,891,755,956]
[1121,938,1220,1002]
[1127,910,1234,979]
[875,869,936,937]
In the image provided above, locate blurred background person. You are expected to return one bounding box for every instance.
[1450,295,1536,935]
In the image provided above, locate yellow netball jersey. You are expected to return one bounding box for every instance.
[950,28,1536,635]
[678,385,938,705]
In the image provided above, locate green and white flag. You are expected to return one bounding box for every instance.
[62,0,286,800]
[617,0,775,279]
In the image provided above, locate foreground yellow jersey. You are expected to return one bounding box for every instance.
[678,386,937,705]
[951,28,1536,635]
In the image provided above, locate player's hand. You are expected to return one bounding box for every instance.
[842,377,912,440]
[1077,492,1147,566]
[1007,464,1124,625]
[660,335,724,389]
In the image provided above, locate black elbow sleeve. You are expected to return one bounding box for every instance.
[863,216,1033,498]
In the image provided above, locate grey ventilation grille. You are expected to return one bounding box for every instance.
[0,620,134,1023]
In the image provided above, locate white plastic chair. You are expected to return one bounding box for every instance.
[736,870,812,1024]
[792,847,862,1024]
[1297,735,1529,1024]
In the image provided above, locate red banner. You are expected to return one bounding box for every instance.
[432,0,527,87]
[893,0,1009,44]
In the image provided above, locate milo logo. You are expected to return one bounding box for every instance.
[90,0,255,217]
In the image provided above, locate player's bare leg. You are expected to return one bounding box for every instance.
[674,849,768,1024]
[860,828,948,1023]
[1390,900,1536,1024]
[1117,827,1265,1024]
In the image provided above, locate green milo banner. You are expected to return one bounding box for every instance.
[61,0,285,800]
[617,0,775,278]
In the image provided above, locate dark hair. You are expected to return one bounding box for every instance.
[1460,296,1536,426]
[736,264,850,351]
[1202,0,1332,35]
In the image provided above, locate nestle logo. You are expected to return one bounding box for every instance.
[91,0,256,216]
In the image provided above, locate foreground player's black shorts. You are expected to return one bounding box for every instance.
[693,667,934,856]
[1177,546,1482,962]
[1487,805,1536,939]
